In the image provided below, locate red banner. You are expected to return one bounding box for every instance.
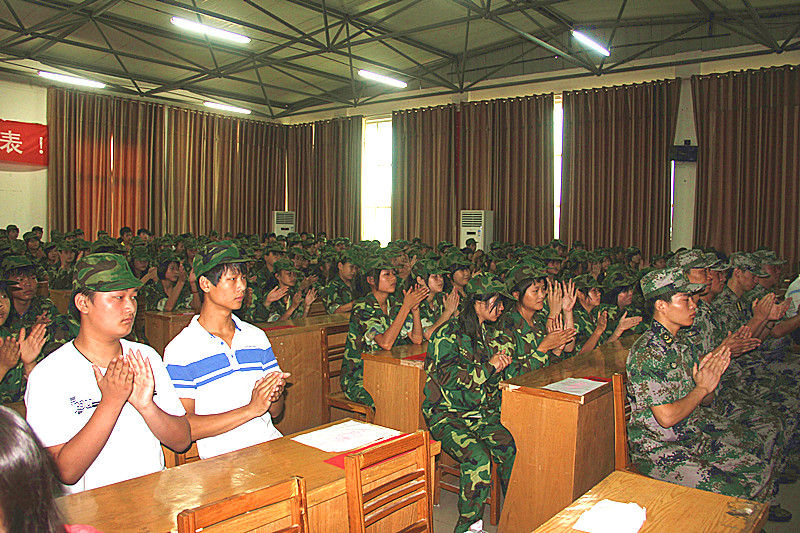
[0,119,48,167]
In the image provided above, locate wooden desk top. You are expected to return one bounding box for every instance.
[253,313,350,336]
[142,310,197,320]
[362,342,429,368]
[59,420,439,533]
[501,335,637,394]
[533,470,768,533]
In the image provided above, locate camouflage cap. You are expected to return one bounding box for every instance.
[666,249,715,271]
[539,248,563,262]
[156,250,181,265]
[90,236,125,254]
[193,242,249,279]
[42,242,57,253]
[753,249,787,266]
[183,237,199,250]
[640,267,705,299]
[440,251,472,271]
[573,274,602,291]
[73,253,143,292]
[437,240,454,252]
[73,238,91,251]
[550,239,566,248]
[465,272,511,298]
[1,255,34,275]
[729,252,768,277]
[22,231,38,241]
[272,258,301,274]
[626,246,641,256]
[129,246,151,262]
[263,242,285,254]
[465,238,477,246]
[603,269,636,290]
[56,240,78,252]
[707,253,730,271]
[362,255,394,272]
[412,258,447,281]
[505,263,547,292]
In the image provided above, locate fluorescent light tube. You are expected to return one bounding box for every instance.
[171,16,251,44]
[204,102,251,114]
[358,70,407,88]
[38,71,106,88]
[571,30,610,56]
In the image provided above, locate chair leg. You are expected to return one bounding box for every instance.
[433,460,442,505]
[489,462,500,526]
[365,406,375,424]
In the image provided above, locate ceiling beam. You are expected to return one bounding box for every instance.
[740,0,780,52]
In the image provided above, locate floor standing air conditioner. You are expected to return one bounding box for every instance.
[459,210,494,251]
[272,211,296,236]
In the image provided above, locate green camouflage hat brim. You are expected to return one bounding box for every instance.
[363,256,394,272]
[2,255,35,274]
[193,243,249,278]
[505,263,547,292]
[573,274,601,291]
[465,273,512,298]
[666,249,715,270]
[73,253,143,292]
[272,258,301,274]
[640,267,705,299]
[729,252,769,277]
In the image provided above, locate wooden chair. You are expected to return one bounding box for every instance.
[177,476,309,533]
[162,442,200,468]
[612,372,636,472]
[344,430,433,533]
[434,453,501,526]
[321,323,374,423]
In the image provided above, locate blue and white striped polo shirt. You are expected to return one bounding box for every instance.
[164,314,283,458]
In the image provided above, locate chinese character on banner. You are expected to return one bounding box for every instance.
[0,119,48,169]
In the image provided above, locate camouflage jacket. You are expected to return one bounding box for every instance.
[322,277,356,314]
[626,320,703,452]
[593,303,647,342]
[573,304,600,352]
[740,283,769,312]
[7,296,57,333]
[709,286,749,333]
[678,299,725,355]
[418,293,445,330]
[340,293,414,396]
[422,318,504,424]
[49,266,76,290]
[0,325,27,403]
[265,289,306,322]
[142,280,194,312]
[488,308,549,379]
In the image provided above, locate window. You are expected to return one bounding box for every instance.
[361,117,393,245]
[553,96,564,239]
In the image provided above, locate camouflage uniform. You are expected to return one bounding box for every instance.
[49,266,76,290]
[142,280,194,312]
[573,304,600,352]
[341,293,415,407]
[7,295,57,333]
[423,318,515,533]
[488,308,550,379]
[264,289,305,322]
[321,276,356,314]
[418,293,444,330]
[627,320,776,502]
[0,324,28,402]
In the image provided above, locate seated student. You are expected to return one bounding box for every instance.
[322,251,359,314]
[489,264,576,378]
[3,256,57,330]
[412,259,459,340]
[142,251,201,313]
[627,268,787,519]
[262,259,317,322]
[24,253,190,493]
[340,256,427,407]
[595,268,643,341]
[0,406,103,533]
[572,274,639,354]
[423,273,515,533]
[50,241,78,290]
[0,280,47,403]
[164,243,289,459]
[128,246,157,284]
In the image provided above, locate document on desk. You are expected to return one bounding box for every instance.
[542,377,606,396]
[572,499,646,533]
[292,420,402,453]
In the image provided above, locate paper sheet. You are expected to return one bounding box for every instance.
[291,420,402,453]
[542,377,606,396]
[572,499,646,533]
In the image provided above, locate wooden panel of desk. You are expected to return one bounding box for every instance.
[534,470,768,533]
[498,336,637,533]
[49,288,71,315]
[142,311,196,356]
[59,421,440,533]
[363,343,428,433]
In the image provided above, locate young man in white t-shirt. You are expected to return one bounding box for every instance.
[25,253,191,493]
[164,243,290,459]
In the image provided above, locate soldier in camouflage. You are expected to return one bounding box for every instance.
[321,250,359,314]
[141,250,200,313]
[49,241,79,290]
[411,259,460,340]
[262,259,317,322]
[3,256,58,332]
[340,256,427,407]
[423,273,515,533]
[627,268,786,517]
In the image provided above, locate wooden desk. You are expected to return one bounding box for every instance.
[60,421,441,533]
[363,343,428,433]
[49,289,71,315]
[534,470,768,533]
[142,311,196,356]
[499,336,636,533]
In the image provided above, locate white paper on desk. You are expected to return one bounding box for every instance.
[572,499,646,533]
[542,377,605,396]
[291,420,402,453]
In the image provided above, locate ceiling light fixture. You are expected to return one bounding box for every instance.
[204,101,251,114]
[38,71,106,88]
[170,16,251,44]
[571,30,610,56]
[358,69,407,88]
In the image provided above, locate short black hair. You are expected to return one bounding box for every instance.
[69,287,96,320]
[644,288,682,320]
[157,260,178,280]
[5,265,37,280]
[120,226,132,237]
[137,228,150,236]
[197,262,248,303]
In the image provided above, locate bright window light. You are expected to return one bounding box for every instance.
[571,30,610,56]
[38,71,105,88]
[358,70,407,88]
[361,118,393,245]
[170,16,251,44]
[204,101,251,114]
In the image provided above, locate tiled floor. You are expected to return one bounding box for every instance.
[432,477,800,533]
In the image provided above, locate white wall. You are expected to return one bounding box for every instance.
[0,79,48,237]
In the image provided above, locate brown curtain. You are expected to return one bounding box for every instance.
[560,79,680,259]
[392,105,459,243]
[460,95,554,243]
[692,65,800,267]
[286,123,314,231]
[311,117,363,238]
[48,88,163,237]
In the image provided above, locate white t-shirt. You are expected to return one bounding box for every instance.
[25,340,186,493]
[786,275,800,319]
[164,315,283,459]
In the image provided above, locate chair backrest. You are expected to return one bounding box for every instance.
[612,372,632,471]
[345,430,433,533]
[321,323,350,394]
[177,476,309,533]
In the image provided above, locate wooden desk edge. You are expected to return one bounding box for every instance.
[500,380,611,404]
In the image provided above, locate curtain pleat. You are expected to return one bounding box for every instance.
[692,65,800,267]
[560,79,680,259]
[286,124,314,231]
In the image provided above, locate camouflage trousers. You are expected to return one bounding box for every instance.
[428,412,515,533]
[340,376,375,408]
[632,427,776,502]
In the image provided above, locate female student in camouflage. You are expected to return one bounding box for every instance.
[0,280,47,403]
[422,273,515,533]
[411,259,460,340]
[340,256,427,407]
[321,250,359,314]
[262,259,318,322]
[142,251,200,313]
